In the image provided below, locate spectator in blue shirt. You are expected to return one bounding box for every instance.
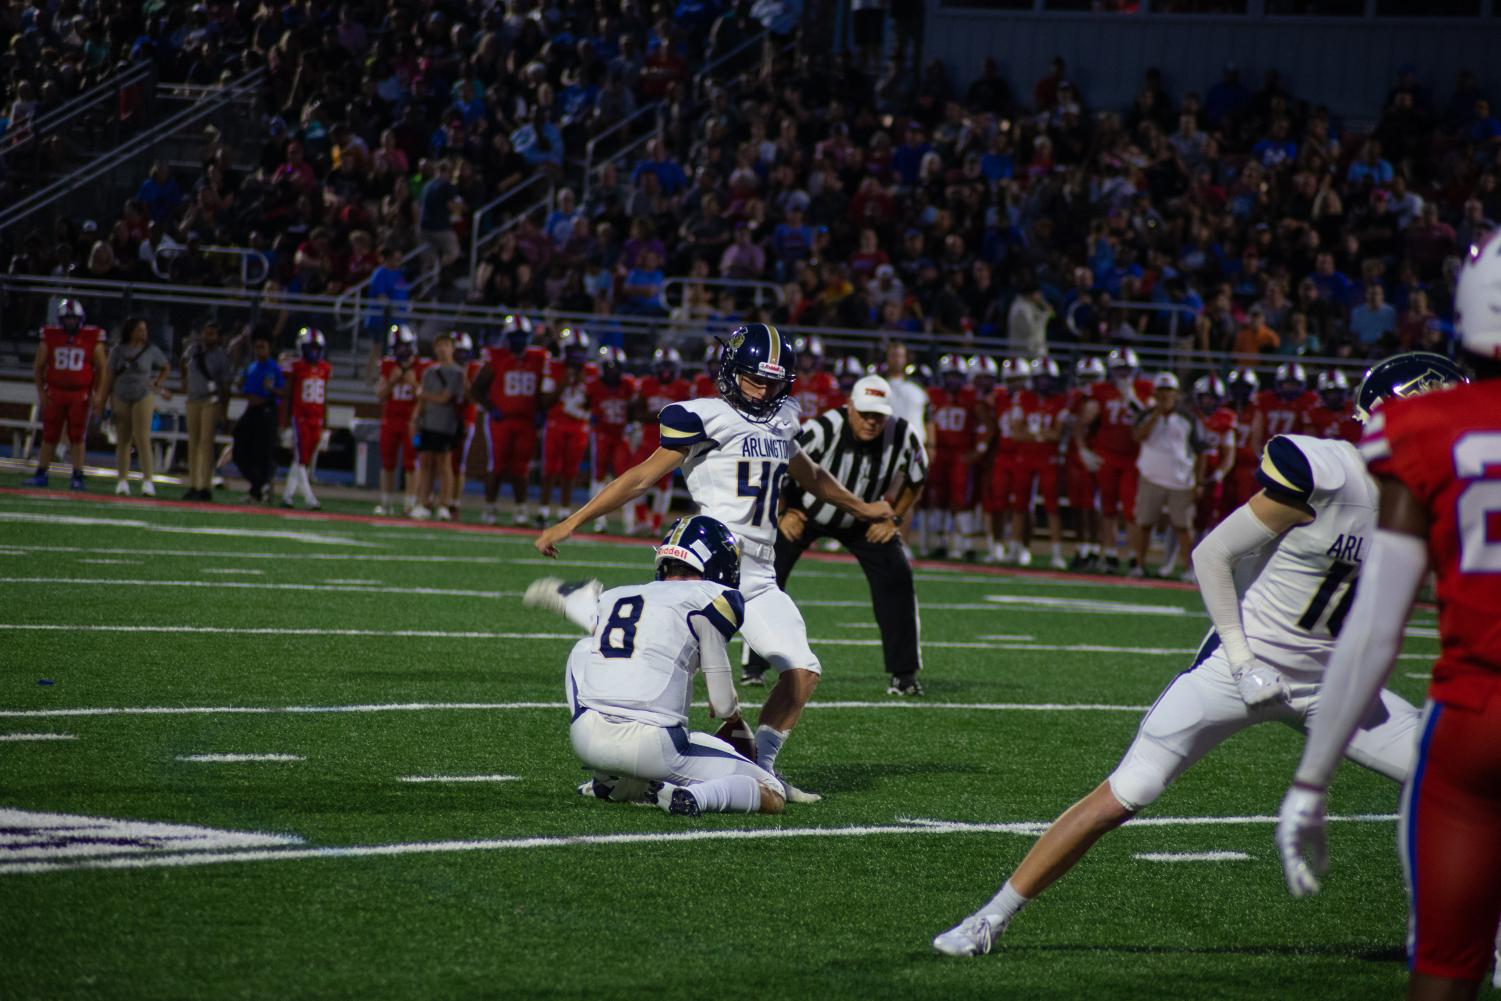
[1251,119,1297,170]
[618,248,667,315]
[631,138,687,197]
[1346,140,1395,187]
[769,205,815,279]
[136,160,183,225]
[1468,98,1501,143]
[232,333,285,502]
[892,126,933,188]
[511,106,564,169]
[1308,252,1355,307]
[1349,283,1398,352]
[366,243,411,333]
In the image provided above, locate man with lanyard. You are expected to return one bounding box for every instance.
[233,332,284,502]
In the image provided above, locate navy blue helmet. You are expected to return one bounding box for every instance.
[654,515,742,588]
[715,323,796,422]
[1354,351,1469,423]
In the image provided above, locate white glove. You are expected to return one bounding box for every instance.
[1276,784,1328,898]
[1233,662,1290,708]
[1078,447,1103,473]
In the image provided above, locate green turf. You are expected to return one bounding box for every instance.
[0,484,1442,1000]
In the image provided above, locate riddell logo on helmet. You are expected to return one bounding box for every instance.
[758,362,786,378]
[656,544,695,564]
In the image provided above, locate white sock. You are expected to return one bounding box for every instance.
[380,492,392,508]
[686,775,762,813]
[539,505,551,520]
[1051,543,1063,560]
[299,466,318,506]
[283,464,302,502]
[755,725,788,772]
[980,880,1030,926]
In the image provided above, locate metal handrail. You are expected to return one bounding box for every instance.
[151,244,270,286]
[661,276,786,309]
[331,241,434,360]
[583,103,660,196]
[0,67,265,234]
[467,173,552,282]
[690,29,769,96]
[0,272,1381,379]
[1065,298,1201,368]
[0,61,155,158]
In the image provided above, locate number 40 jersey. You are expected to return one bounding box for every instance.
[567,579,745,728]
[1238,434,1379,677]
[655,397,802,552]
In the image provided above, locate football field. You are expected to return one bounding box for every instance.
[0,485,1441,1000]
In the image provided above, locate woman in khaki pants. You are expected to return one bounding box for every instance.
[180,321,232,500]
[98,316,171,496]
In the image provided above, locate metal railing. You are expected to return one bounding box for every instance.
[1065,299,1202,369]
[151,245,271,287]
[0,67,265,235]
[330,242,438,359]
[661,276,786,310]
[467,173,554,283]
[582,103,661,197]
[0,273,1381,385]
[0,61,156,160]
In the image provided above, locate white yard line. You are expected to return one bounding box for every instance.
[175,753,304,763]
[76,558,141,566]
[320,579,383,586]
[203,568,266,576]
[0,511,377,547]
[0,812,1397,876]
[0,578,523,599]
[397,774,521,784]
[1134,851,1251,863]
[0,700,1155,719]
[0,732,76,742]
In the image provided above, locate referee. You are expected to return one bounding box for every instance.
[744,375,930,695]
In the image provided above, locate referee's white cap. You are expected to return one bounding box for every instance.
[850,375,894,415]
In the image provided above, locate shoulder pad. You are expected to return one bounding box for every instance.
[697,588,745,640]
[1256,434,1346,500]
[658,400,714,449]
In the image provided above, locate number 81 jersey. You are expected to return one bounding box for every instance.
[655,397,802,552]
[1238,434,1378,676]
[568,579,746,727]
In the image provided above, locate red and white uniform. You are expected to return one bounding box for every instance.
[588,374,637,480]
[542,360,598,479]
[1362,381,1501,983]
[1064,386,1097,519]
[483,345,548,479]
[1197,406,1238,530]
[791,370,839,420]
[1307,402,1361,445]
[691,372,717,400]
[1254,388,1318,440]
[1223,401,1260,514]
[928,385,976,511]
[378,356,428,473]
[283,358,331,465]
[39,323,104,444]
[985,386,1017,514]
[1012,390,1069,513]
[452,357,484,478]
[1089,378,1153,519]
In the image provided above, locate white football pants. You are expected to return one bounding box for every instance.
[738,545,821,675]
[570,709,783,796]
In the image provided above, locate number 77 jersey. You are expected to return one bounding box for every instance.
[1237,434,1380,676]
[656,397,801,552]
[1360,382,1501,709]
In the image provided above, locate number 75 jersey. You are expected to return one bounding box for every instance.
[656,397,802,551]
[1361,382,1501,710]
[1238,434,1379,676]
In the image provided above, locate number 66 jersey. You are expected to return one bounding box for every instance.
[655,397,802,555]
[1239,434,1380,677]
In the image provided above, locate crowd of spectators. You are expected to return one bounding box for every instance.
[8,0,1499,371]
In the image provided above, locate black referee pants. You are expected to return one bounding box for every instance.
[747,521,921,679]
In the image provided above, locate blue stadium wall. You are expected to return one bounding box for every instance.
[921,7,1501,123]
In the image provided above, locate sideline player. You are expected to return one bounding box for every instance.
[1065,357,1106,569]
[1012,357,1070,570]
[791,336,838,418]
[449,331,482,512]
[1192,374,1237,540]
[927,354,977,558]
[1277,339,1501,993]
[632,347,692,536]
[535,324,894,801]
[374,323,426,515]
[587,346,637,533]
[931,352,1463,958]
[280,327,329,510]
[538,328,596,526]
[1222,369,1262,520]
[26,299,106,490]
[1251,361,1317,453]
[1076,347,1153,573]
[1307,369,1360,444]
[471,315,548,526]
[525,515,787,816]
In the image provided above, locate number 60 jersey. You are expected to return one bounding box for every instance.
[567,579,745,728]
[1238,434,1380,677]
[655,397,803,552]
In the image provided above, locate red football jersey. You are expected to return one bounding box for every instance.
[792,370,839,418]
[929,385,976,450]
[1233,403,1258,466]
[1254,389,1318,439]
[1362,381,1501,710]
[991,387,1017,454]
[1201,407,1238,468]
[691,372,717,400]
[1308,402,1361,444]
[484,345,549,419]
[544,360,598,426]
[284,358,331,419]
[637,376,692,424]
[588,375,637,434]
[1088,379,1153,456]
[42,324,104,390]
[379,357,429,425]
[457,358,483,426]
[1016,390,1070,461]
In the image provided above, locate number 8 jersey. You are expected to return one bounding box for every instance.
[655,397,802,552]
[1238,434,1379,676]
[567,579,745,727]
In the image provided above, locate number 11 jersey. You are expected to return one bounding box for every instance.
[655,397,802,552]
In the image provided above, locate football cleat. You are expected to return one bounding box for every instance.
[512,509,529,527]
[886,674,925,697]
[140,480,156,498]
[663,786,702,818]
[480,508,497,526]
[373,505,390,516]
[69,470,86,491]
[775,773,822,804]
[932,914,1006,958]
[409,505,431,521]
[523,577,603,618]
[739,668,767,687]
[23,472,48,488]
[114,479,130,496]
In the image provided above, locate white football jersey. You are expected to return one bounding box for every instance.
[566,578,745,727]
[1239,434,1378,676]
[656,396,803,551]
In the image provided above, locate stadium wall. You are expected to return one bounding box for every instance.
[922,8,1501,123]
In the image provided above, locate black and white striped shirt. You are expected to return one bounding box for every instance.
[790,408,929,530]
